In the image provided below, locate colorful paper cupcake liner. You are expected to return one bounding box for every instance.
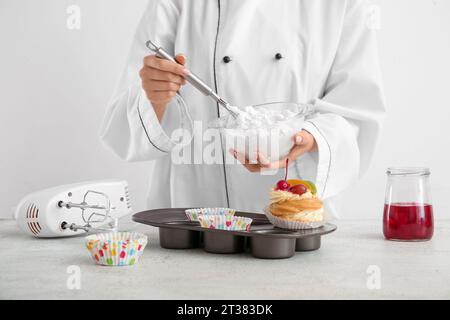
[198,214,252,231]
[185,207,236,222]
[85,232,148,266]
[264,206,326,230]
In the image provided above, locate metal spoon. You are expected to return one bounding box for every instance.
[145,40,238,118]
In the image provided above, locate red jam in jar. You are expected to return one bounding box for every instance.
[383,203,434,241]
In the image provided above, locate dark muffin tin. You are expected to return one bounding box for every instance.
[132,208,337,259]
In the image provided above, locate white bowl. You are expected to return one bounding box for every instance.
[209,102,312,162]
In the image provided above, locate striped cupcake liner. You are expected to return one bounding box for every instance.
[197,214,252,231]
[185,207,236,222]
[85,232,147,266]
[263,206,325,230]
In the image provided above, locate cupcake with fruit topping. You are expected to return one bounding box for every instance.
[265,160,325,230]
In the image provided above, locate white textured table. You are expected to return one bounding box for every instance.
[1,218,449,300]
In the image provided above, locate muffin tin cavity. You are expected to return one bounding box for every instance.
[203,232,246,254]
[296,236,321,252]
[159,227,200,249]
[133,209,336,260]
[250,236,296,259]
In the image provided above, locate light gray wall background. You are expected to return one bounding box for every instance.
[1,0,449,220]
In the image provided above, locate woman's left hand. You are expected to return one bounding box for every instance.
[230,130,317,172]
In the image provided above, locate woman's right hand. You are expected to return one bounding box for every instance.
[139,54,188,122]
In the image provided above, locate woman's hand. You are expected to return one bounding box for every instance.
[139,54,189,122]
[231,130,317,172]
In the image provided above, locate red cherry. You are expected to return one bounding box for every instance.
[289,184,308,195]
[275,180,290,191]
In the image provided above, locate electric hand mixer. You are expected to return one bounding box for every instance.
[14,180,131,238]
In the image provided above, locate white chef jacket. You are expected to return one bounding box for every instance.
[100,0,386,217]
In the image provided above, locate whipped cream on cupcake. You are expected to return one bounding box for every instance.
[270,189,314,203]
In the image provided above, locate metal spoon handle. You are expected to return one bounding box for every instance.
[145,40,237,117]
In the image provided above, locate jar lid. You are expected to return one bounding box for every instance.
[386,167,430,176]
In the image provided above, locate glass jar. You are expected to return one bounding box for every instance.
[383,168,434,241]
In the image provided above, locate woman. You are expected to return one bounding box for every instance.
[100,0,385,217]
